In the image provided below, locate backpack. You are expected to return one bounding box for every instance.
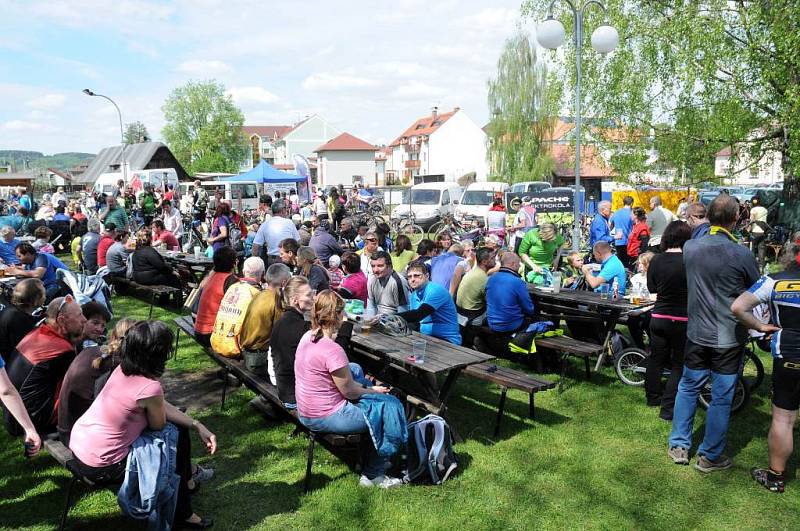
[125,253,135,280]
[210,281,260,357]
[226,217,243,251]
[404,415,457,484]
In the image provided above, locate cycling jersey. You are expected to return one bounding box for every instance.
[749,271,800,358]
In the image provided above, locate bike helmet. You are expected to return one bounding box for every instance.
[375,314,410,337]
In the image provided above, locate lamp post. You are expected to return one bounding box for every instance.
[83,89,127,185]
[537,1,618,251]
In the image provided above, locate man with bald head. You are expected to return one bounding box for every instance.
[4,295,86,435]
[486,252,536,333]
[0,278,46,361]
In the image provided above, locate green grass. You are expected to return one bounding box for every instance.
[1,295,799,530]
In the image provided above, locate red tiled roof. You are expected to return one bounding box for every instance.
[314,132,377,152]
[550,144,615,178]
[716,146,732,157]
[390,108,459,147]
[274,162,317,170]
[243,125,293,139]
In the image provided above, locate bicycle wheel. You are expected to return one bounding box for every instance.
[698,379,749,413]
[428,221,444,238]
[742,348,765,392]
[615,347,648,387]
[402,224,425,246]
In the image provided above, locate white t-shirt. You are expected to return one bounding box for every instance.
[486,210,507,231]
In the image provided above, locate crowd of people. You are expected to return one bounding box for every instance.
[1,182,799,528]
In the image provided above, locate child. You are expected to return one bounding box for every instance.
[560,251,585,289]
[327,254,343,290]
[33,226,55,254]
[627,252,653,350]
[243,223,259,257]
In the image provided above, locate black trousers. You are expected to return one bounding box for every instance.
[71,425,194,523]
[627,312,651,350]
[457,307,485,349]
[134,272,182,289]
[646,317,687,413]
[615,245,631,269]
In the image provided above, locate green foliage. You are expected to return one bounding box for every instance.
[0,150,94,171]
[522,0,800,189]
[123,121,150,144]
[162,80,248,175]
[486,32,557,184]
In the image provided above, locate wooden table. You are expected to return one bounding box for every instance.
[528,286,654,370]
[158,252,214,285]
[348,328,494,430]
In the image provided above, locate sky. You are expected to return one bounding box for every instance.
[0,0,530,156]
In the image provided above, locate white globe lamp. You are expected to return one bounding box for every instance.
[537,17,566,49]
[591,24,619,54]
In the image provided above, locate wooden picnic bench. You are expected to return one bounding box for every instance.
[110,277,182,318]
[173,315,360,492]
[462,362,555,436]
[534,335,605,393]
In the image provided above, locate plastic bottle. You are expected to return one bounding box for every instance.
[611,278,619,301]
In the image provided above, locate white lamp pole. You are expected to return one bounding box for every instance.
[83,89,128,185]
[537,0,618,251]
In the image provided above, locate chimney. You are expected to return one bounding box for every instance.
[431,106,438,120]
[453,106,460,112]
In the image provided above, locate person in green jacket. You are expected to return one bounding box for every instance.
[517,222,564,285]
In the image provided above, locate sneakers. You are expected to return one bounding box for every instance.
[751,467,785,493]
[192,464,215,484]
[668,446,689,465]
[359,475,404,489]
[694,454,733,473]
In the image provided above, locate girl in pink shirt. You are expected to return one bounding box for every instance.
[69,321,218,528]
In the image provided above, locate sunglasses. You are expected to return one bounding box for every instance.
[365,238,378,243]
[56,295,74,318]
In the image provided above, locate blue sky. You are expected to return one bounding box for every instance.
[0,0,527,155]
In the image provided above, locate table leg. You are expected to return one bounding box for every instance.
[594,309,622,372]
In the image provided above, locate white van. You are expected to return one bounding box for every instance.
[509,181,551,195]
[178,180,261,213]
[94,168,179,196]
[454,181,509,222]
[390,182,462,229]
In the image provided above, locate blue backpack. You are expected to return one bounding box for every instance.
[404,415,457,484]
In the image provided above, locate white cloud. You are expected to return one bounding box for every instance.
[3,120,51,131]
[392,81,446,99]
[177,59,232,76]
[227,86,279,105]
[302,73,380,91]
[25,93,66,109]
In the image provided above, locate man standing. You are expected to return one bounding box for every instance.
[99,194,128,231]
[251,200,300,266]
[589,200,615,250]
[647,195,676,252]
[686,202,711,239]
[191,180,209,222]
[309,219,343,267]
[611,196,634,268]
[667,193,759,472]
[367,251,410,315]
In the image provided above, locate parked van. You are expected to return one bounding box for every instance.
[509,181,551,195]
[93,168,179,196]
[178,180,261,213]
[454,181,509,222]
[390,182,462,229]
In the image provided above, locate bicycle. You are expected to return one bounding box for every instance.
[389,212,425,246]
[429,212,468,240]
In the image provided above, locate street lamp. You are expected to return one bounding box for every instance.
[83,89,128,185]
[537,1,618,251]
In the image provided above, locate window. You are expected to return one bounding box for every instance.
[460,190,495,206]
[403,189,440,205]
[442,190,450,205]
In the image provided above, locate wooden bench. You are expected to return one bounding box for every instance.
[111,277,182,318]
[463,363,555,436]
[534,335,605,393]
[173,315,361,492]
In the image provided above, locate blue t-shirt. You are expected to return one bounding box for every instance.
[594,254,627,295]
[53,213,71,222]
[0,215,25,232]
[410,281,462,345]
[610,207,632,246]
[0,238,20,265]
[28,252,67,289]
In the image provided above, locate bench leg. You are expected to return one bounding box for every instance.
[529,393,535,419]
[174,328,180,360]
[304,434,316,493]
[584,357,591,381]
[494,387,508,437]
[559,354,568,394]
[59,477,77,531]
[148,292,156,319]
[220,368,230,411]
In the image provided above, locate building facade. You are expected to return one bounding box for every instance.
[314,133,377,187]
[242,115,342,172]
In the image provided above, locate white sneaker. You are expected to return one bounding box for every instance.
[358,475,403,489]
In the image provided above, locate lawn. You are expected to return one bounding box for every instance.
[1,294,798,531]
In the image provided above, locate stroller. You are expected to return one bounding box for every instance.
[57,268,113,318]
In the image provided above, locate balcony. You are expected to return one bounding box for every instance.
[404,143,420,153]
[405,159,421,169]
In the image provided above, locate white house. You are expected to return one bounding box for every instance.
[387,107,488,184]
[715,145,783,186]
[242,114,342,172]
[314,133,377,187]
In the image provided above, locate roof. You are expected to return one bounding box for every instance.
[716,147,733,157]
[314,132,377,152]
[76,141,189,184]
[242,125,293,140]
[47,167,71,181]
[550,144,615,178]
[390,108,459,147]
[0,172,35,182]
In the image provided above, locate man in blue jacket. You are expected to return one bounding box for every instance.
[486,252,536,333]
[589,200,615,250]
[610,196,633,268]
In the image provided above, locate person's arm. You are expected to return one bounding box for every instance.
[450,264,465,298]
[551,243,564,270]
[397,303,435,323]
[0,368,41,455]
[164,400,217,454]
[139,394,167,431]
[732,291,781,334]
[331,365,389,400]
[517,281,536,316]
[581,264,605,289]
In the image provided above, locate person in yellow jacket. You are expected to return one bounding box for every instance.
[210,257,266,357]
[239,262,292,354]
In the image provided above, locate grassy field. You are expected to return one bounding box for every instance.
[1,295,798,531]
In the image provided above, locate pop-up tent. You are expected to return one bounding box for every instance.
[223,159,305,183]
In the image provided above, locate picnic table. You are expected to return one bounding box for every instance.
[528,286,654,371]
[158,251,214,285]
[348,328,494,430]
[0,275,21,300]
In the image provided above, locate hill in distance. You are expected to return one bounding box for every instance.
[0,150,95,171]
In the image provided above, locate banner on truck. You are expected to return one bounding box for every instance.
[506,189,575,214]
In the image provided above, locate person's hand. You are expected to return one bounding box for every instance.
[758,323,781,335]
[581,264,592,275]
[371,385,391,394]
[195,422,217,454]
[24,430,42,456]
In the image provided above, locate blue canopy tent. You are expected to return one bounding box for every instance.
[222,160,306,183]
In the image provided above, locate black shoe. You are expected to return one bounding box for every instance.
[659,411,673,421]
[178,516,213,529]
[751,467,785,493]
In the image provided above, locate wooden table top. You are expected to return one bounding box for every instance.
[528,285,653,312]
[350,329,494,375]
[158,252,213,267]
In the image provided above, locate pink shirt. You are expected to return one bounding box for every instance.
[294,331,349,418]
[69,366,163,467]
[341,271,367,304]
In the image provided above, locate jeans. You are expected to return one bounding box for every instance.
[300,401,386,479]
[668,367,738,461]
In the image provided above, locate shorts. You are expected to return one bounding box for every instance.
[772,358,800,410]
[684,340,744,375]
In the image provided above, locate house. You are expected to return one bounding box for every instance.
[242,114,342,175]
[74,142,189,186]
[387,107,488,184]
[715,145,783,186]
[314,133,377,187]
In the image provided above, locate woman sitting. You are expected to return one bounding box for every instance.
[69,321,217,529]
[32,226,55,254]
[130,229,181,289]
[193,246,238,347]
[296,246,330,293]
[295,290,404,489]
[339,252,367,303]
[390,234,416,275]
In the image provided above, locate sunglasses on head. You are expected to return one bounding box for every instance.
[56,295,74,317]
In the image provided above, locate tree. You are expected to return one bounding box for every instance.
[161,80,248,174]
[123,121,150,144]
[486,32,558,184]
[522,0,800,195]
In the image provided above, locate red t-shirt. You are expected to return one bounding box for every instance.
[97,235,114,267]
[194,272,236,334]
[154,230,180,251]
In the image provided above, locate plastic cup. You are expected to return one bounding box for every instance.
[551,272,561,293]
[599,285,610,300]
[413,339,427,363]
[193,246,202,259]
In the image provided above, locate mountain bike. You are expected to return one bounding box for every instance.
[389,212,425,246]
